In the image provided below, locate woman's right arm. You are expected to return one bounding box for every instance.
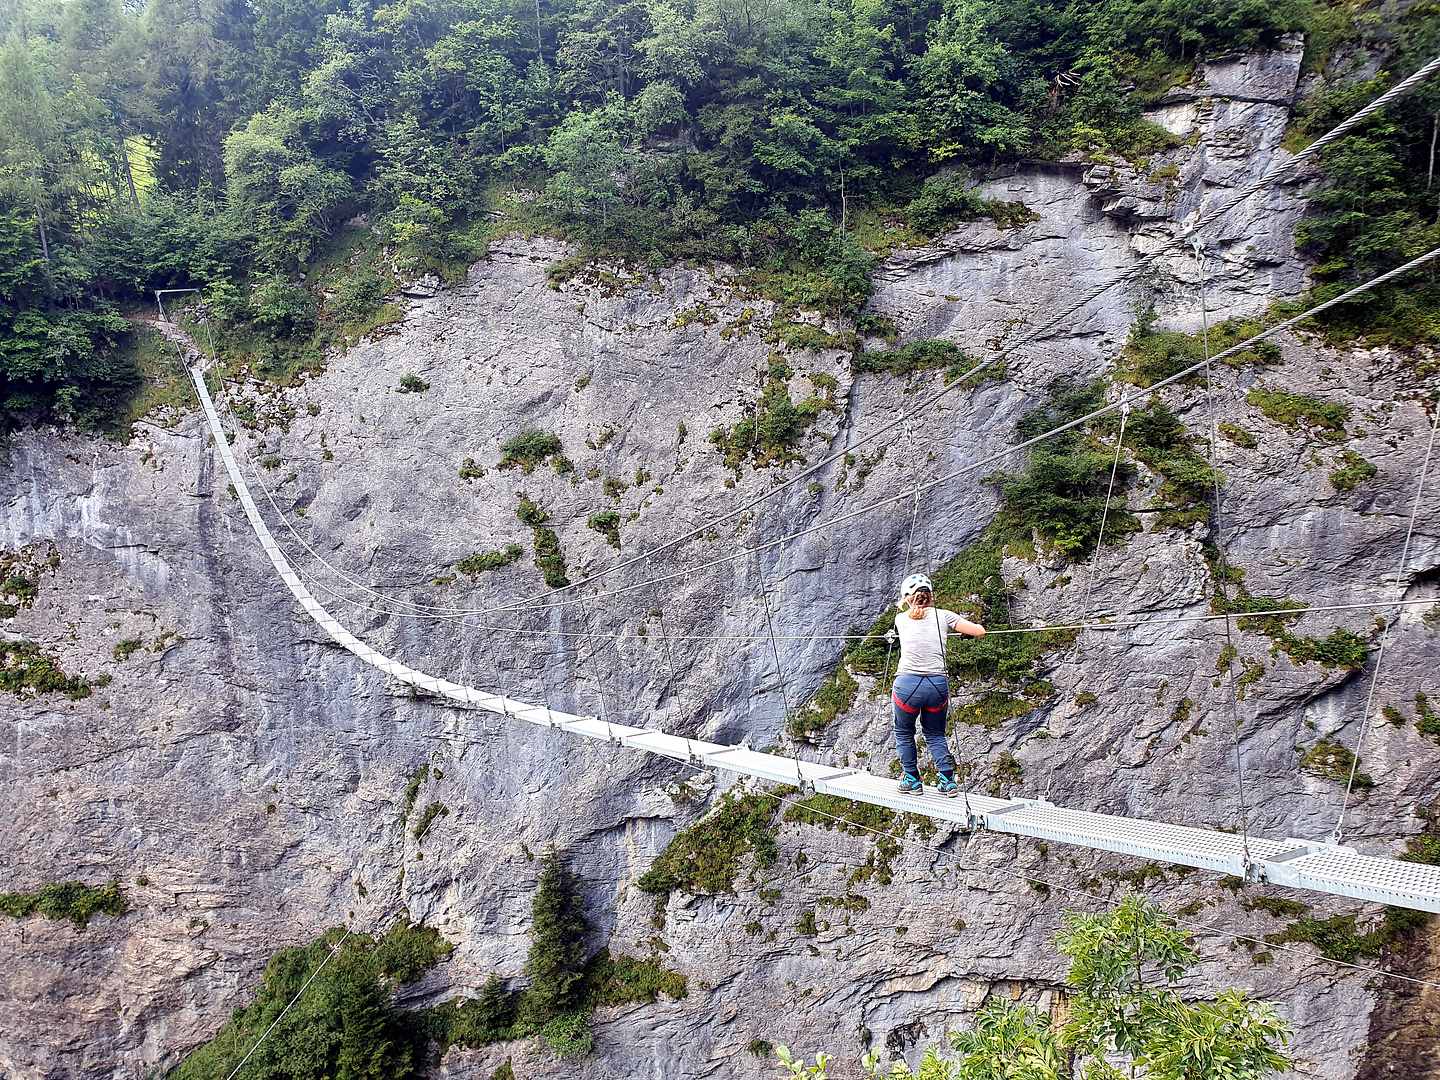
[951,614,985,637]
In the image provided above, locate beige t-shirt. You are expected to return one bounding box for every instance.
[894,607,962,677]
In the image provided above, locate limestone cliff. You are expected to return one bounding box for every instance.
[2,41,1438,1080]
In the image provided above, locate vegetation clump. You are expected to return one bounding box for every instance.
[1246,389,1349,437]
[0,879,128,929]
[455,544,525,577]
[851,339,978,383]
[171,918,454,1080]
[1297,739,1373,788]
[397,374,429,393]
[0,641,91,699]
[709,374,833,473]
[638,793,779,896]
[1119,306,1280,387]
[1328,450,1377,491]
[515,494,568,588]
[499,431,563,473]
[803,896,1293,1079]
[586,509,621,549]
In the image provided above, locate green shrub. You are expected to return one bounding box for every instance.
[710,383,826,471]
[638,792,779,895]
[987,377,1144,555]
[1417,692,1440,742]
[1298,739,1372,787]
[904,171,989,234]
[170,919,450,1080]
[412,801,448,839]
[113,637,143,661]
[455,544,525,576]
[789,664,859,738]
[1247,389,1349,436]
[499,430,563,473]
[852,339,977,383]
[586,509,621,549]
[515,494,569,587]
[1264,908,1427,963]
[784,794,895,835]
[0,879,128,928]
[1219,422,1257,448]
[1119,306,1281,386]
[1329,450,1377,491]
[397,374,429,393]
[0,641,91,699]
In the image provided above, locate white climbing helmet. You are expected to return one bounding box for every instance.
[901,573,933,598]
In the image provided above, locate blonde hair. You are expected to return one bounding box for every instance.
[904,587,933,620]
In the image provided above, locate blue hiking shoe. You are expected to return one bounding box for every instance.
[897,772,923,794]
[936,773,959,798]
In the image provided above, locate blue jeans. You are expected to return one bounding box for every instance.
[893,674,953,777]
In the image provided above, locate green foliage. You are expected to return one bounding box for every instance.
[499,430,563,473]
[412,801,448,839]
[455,544,525,576]
[789,663,859,738]
[0,640,91,699]
[171,919,451,1080]
[784,794,895,836]
[1272,627,1369,670]
[1264,908,1429,964]
[113,637,143,661]
[851,339,978,383]
[400,764,429,821]
[1297,739,1373,788]
[0,879,128,928]
[522,851,594,1024]
[1218,422,1257,449]
[1328,450,1377,491]
[1246,389,1348,437]
[586,509,621,549]
[0,0,1334,428]
[1093,396,1219,528]
[638,792,779,895]
[710,381,827,472]
[1058,897,1291,1080]
[988,377,1143,556]
[397,374,429,394]
[1416,692,1440,742]
[950,998,1067,1079]
[1289,15,1440,347]
[1119,306,1280,387]
[516,493,568,588]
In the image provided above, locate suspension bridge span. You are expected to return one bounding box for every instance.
[189,365,1440,915]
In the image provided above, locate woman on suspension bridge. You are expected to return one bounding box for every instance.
[893,573,984,798]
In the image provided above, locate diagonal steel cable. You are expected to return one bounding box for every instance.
[1332,404,1440,844]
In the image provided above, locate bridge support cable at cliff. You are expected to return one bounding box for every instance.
[190,366,1440,916]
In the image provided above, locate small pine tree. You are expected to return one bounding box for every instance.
[522,850,593,1022]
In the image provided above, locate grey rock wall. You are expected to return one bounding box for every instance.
[2,37,1439,1080]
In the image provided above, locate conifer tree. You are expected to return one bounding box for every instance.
[522,849,592,1021]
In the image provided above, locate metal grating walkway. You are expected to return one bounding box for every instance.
[191,367,1440,914]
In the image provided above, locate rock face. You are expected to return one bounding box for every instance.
[2,39,1439,1080]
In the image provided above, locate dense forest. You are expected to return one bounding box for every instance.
[0,0,1436,431]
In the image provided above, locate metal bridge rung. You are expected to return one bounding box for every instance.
[701,748,851,786]
[817,773,1010,825]
[559,718,645,742]
[1262,850,1440,913]
[621,731,728,761]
